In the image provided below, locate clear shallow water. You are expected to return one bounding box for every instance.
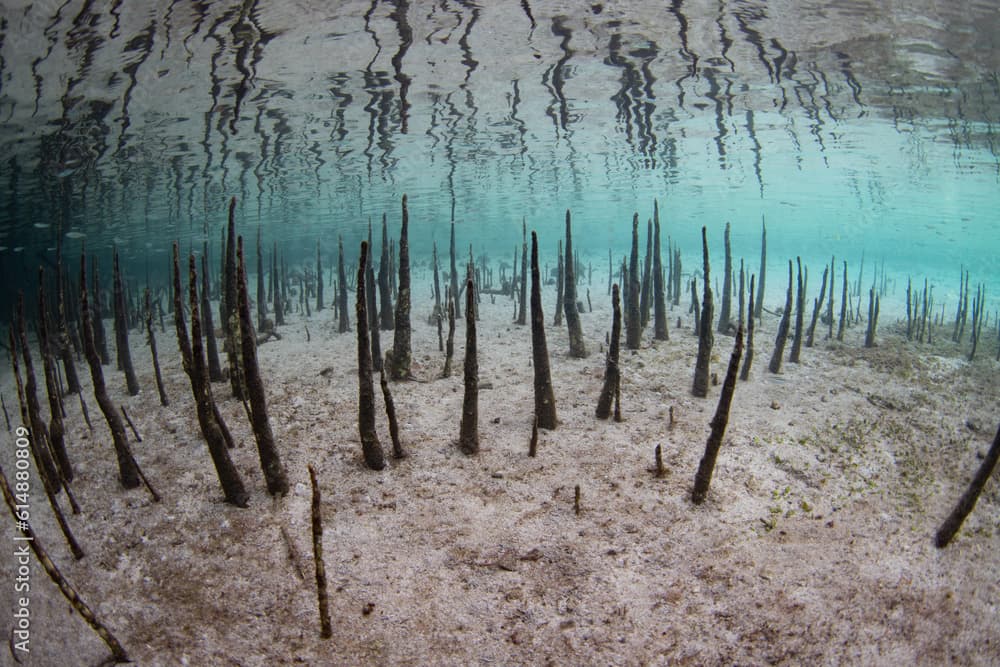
[0,0,998,318]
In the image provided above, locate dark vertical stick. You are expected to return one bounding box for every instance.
[737,259,746,329]
[865,287,878,348]
[528,416,538,457]
[470,246,479,315]
[281,251,289,319]
[855,251,865,298]
[666,238,673,304]
[952,268,964,342]
[389,194,412,380]
[511,244,518,298]
[754,218,766,319]
[356,241,386,471]
[530,232,558,430]
[554,240,564,327]
[875,291,882,345]
[826,257,835,341]
[935,423,1000,547]
[316,239,324,312]
[517,220,528,325]
[443,287,456,378]
[806,265,829,347]
[691,278,700,336]
[450,220,460,319]
[37,271,73,483]
[307,464,333,639]
[223,197,243,400]
[769,261,794,374]
[270,249,288,316]
[112,248,140,395]
[79,255,141,489]
[379,214,395,330]
[640,217,653,330]
[379,370,405,459]
[145,288,169,406]
[272,243,284,326]
[303,274,310,317]
[238,237,289,496]
[389,238,396,302]
[626,214,642,349]
[216,228,225,303]
[432,240,442,323]
[201,250,225,383]
[607,247,613,297]
[1,394,9,431]
[268,246,276,319]
[596,284,622,420]
[929,284,936,331]
[65,279,85,360]
[692,324,744,504]
[740,275,756,381]
[118,406,161,502]
[653,200,668,341]
[919,279,929,343]
[692,227,714,397]
[959,271,970,343]
[995,311,999,362]
[613,372,622,422]
[172,243,194,375]
[9,329,29,427]
[790,258,805,363]
[125,281,136,331]
[54,240,82,394]
[183,251,249,507]
[257,225,266,331]
[91,257,110,365]
[365,231,382,373]
[337,236,350,332]
[718,222,732,333]
[174,249,234,458]
[620,259,628,311]
[157,290,165,334]
[673,246,682,307]
[837,261,848,341]
[434,244,444,352]
[120,405,141,442]
[969,284,985,361]
[654,444,664,477]
[459,278,479,455]
[563,210,587,358]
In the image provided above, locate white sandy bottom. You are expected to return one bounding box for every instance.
[1,273,998,666]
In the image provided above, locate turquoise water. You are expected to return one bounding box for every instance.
[0,0,998,319]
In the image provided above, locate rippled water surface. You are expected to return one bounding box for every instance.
[0,0,998,312]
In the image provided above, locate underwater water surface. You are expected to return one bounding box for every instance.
[0,0,998,317]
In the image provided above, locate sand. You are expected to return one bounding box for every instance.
[1,269,998,666]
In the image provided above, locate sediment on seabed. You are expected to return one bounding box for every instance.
[0,214,997,667]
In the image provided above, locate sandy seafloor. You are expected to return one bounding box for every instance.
[1,265,998,667]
